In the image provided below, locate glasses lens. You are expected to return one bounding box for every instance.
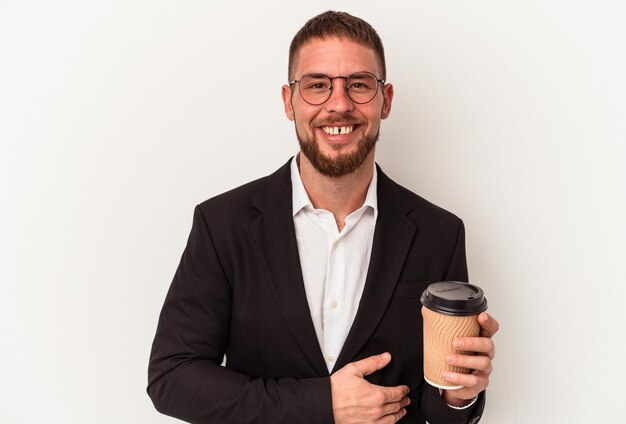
[299,75,332,105]
[346,73,379,104]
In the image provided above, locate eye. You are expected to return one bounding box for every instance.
[347,74,376,91]
[311,82,329,89]
[302,77,330,91]
[348,81,374,92]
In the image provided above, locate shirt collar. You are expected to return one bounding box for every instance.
[290,153,378,217]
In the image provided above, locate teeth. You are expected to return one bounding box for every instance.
[322,125,354,135]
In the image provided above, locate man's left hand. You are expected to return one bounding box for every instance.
[441,312,500,407]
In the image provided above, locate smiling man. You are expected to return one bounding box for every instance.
[148,11,498,424]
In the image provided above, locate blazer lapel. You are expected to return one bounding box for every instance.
[333,168,417,372]
[249,160,329,376]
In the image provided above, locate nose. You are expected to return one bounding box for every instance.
[324,79,354,113]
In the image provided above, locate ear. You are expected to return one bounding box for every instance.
[381,83,394,120]
[281,84,295,121]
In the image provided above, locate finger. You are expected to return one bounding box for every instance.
[379,395,411,416]
[442,370,489,393]
[375,407,407,424]
[453,337,495,356]
[379,384,411,403]
[478,313,500,338]
[447,354,493,374]
[350,352,393,377]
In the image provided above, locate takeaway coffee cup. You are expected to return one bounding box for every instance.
[420,281,488,389]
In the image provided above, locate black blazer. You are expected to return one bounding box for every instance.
[148,159,485,424]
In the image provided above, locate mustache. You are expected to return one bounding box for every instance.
[312,114,362,127]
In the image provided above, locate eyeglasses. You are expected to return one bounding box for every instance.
[289,71,385,105]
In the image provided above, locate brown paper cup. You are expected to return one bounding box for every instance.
[421,306,481,389]
[420,281,487,390]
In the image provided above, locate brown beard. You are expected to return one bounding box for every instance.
[296,125,379,177]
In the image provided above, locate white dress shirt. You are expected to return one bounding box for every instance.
[291,156,378,373]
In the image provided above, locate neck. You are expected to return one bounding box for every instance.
[297,151,375,231]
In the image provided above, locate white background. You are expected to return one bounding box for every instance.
[1,1,625,423]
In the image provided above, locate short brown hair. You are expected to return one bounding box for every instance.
[288,11,386,81]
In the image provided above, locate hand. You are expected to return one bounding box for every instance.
[331,352,410,424]
[441,312,500,407]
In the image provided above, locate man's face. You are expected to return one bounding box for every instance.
[282,37,393,177]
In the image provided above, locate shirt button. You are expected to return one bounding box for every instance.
[330,300,338,309]
[332,241,338,249]
[326,355,335,362]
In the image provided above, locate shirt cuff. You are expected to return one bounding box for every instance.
[439,389,479,410]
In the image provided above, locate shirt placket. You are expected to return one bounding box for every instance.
[323,235,345,368]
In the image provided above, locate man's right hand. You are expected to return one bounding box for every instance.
[330,353,410,424]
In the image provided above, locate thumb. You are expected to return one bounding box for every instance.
[351,352,392,377]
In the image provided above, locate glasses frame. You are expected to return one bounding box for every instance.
[289,71,385,105]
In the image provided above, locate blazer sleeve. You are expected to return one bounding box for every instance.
[147,206,334,424]
[417,219,486,424]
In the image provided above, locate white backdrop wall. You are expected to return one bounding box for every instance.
[1,1,625,423]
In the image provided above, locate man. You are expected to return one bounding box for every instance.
[148,11,498,424]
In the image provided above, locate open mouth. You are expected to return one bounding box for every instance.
[320,125,356,135]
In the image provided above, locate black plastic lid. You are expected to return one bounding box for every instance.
[420,281,487,316]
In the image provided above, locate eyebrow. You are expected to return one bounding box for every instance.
[302,72,373,79]
[303,73,330,79]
